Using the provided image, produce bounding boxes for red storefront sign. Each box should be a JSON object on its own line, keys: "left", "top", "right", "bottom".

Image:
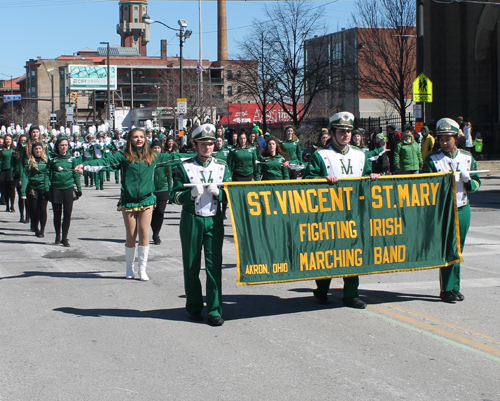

{"left": 220, "top": 103, "right": 304, "bottom": 126}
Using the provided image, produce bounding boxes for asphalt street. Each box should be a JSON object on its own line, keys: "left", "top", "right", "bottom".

{"left": 1, "top": 168, "right": 499, "bottom": 401}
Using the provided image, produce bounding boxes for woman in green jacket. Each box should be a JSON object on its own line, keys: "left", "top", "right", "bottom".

{"left": 394, "top": 131, "right": 423, "bottom": 174}
{"left": 76, "top": 128, "right": 174, "bottom": 281}
{"left": 48, "top": 136, "right": 82, "bottom": 247}
{"left": 0, "top": 134, "right": 16, "bottom": 212}
{"left": 150, "top": 140, "right": 174, "bottom": 245}
{"left": 13, "top": 134, "right": 29, "bottom": 223}
{"left": 280, "top": 125, "right": 303, "bottom": 179}
{"left": 227, "top": 130, "right": 258, "bottom": 181}
{"left": 257, "top": 137, "right": 289, "bottom": 181}
{"left": 24, "top": 142, "right": 50, "bottom": 238}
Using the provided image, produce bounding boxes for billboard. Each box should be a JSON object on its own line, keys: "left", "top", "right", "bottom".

{"left": 69, "top": 65, "right": 117, "bottom": 90}
{"left": 220, "top": 103, "right": 304, "bottom": 126}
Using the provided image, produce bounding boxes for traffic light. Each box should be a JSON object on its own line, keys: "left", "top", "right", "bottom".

{"left": 70, "top": 92, "right": 78, "bottom": 104}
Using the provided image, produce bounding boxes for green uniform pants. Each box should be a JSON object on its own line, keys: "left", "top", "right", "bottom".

{"left": 84, "top": 171, "right": 95, "bottom": 186}
{"left": 314, "top": 276, "right": 360, "bottom": 305}
{"left": 440, "top": 203, "right": 470, "bottom": 292}
{"left": 180, "top": 210, "right": 224, "bottom": 318}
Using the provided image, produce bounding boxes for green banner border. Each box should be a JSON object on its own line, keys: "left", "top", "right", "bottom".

{"left": 225, "top": 172, "right": 462, "bottom": 286}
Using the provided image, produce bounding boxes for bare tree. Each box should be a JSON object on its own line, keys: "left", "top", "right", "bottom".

{"left": 0, "top": 101, "right": 38, "bottom": 127}
{"left": 158, "top": 69, "right": 226, "bottom": 127}
{"left": 234, "top": 31, "right": 275, "bottom": 134}
{"left": 353, "top": 0, "right": 416, "bottom": 127}
{"left": 235, "top": 0, "right": 331, "bottom": 129}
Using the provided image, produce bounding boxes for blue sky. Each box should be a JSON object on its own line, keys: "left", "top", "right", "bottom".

{"left": 0, "top": 0, "right": 355, "bottom": 79}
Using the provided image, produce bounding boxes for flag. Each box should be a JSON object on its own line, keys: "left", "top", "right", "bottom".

{"left": 196, "top": 63, "right": 207, "bottom": 74}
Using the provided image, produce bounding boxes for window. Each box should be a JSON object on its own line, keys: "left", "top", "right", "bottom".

{"left": 134, "top": 18, "right": 138, "bottom": 23}
{"left": 227, "top": 86, "right": 233, "bottom": 96}
{"left": 227, "top": 70, "right": 233, "bottom": 79}
{"left": 237, "top": 86, "right": 241, "bottom": 94}
{"left": 237, "top": 70, "right": 241, "bottom": 78}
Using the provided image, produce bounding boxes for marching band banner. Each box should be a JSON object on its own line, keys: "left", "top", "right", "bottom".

{"left": 225, "top": 173, "right": 461, "bottom": 285}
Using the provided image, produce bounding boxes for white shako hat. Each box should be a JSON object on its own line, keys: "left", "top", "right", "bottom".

{"left": 192, "top": 123, "right": 216, "bottom": 142}
{"left": 435, "top": 118, "right": 460, "bottom": 135}
{"left": 329, "top": 111, "right": 355, "bottom": 129}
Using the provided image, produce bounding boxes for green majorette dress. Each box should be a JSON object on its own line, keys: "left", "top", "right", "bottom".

{"left": 280, "top": 139, "right": 303, "bottom": 166}
{"left": 423, "top": 148, "right": 480, "bottom": 294}
{"left": 256, "top": 154, "right": 289, "bottom": 181}
{"left": 227, "top": 146, "right": 258, "bottom": 180}
{"left": 304, "top": 142, "right": 372, "bottom": 306}
{"left": 170, "top": 155, "right": 232, "bottom": 319}
{"left": 81, "top": 149, "right": 174, "bottom": 211}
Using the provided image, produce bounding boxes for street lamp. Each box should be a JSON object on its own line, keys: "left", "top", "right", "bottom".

{"left": 46, "top": 69, "right": 56, "bottom": 121}
{"left": 100, "top": 41, "right": 111, "bottom": 122}
{"left": 144, "top": 17, "right": 192, "bottom": 99}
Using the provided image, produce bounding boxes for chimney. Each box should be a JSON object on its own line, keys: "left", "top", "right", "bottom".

{"left": 161, "top": 40, "right": 167, "bottom": 60}
{"left": 217, "top": 0, "right": 228, "bottom": 61}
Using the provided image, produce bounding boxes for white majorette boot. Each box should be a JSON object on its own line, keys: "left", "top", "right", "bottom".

{"left": 138, "top": 245, "right": 150, "bottom": 281}
{"left": 125, "top": 245, "right": 136, "bottom": 279}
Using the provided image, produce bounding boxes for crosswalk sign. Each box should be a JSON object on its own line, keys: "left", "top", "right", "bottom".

{"left": 413, "top": 73, "right": 433, "bottom": 103}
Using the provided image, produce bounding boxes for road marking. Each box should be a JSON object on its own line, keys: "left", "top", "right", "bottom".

{"left": 364, "top": 307, "right": 500, "bottom": 364}
{"left": 384, "top": 303, "right": 500, "bottom": 346}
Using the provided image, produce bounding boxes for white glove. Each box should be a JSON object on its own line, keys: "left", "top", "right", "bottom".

{"left": 208, "top": 183, "right": 219, "bottom": 197}
{"left": 460, "top": 170, "right": 470, "bottom": 183}
{"left": 191, "top": 184, "right": 204, "bottom": 197}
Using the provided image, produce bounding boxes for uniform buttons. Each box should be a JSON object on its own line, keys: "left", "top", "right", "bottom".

{"left": 196, "top": 202, "right": 199, "bottom": 205}
{"left": 324, "top": 157, "right": 327, "bottom": 160}
{"left": 327, "top": 166, "right": 330, "bottom": 168}
{"left": 190, "top": 177, "right": 194, "bottom": 179}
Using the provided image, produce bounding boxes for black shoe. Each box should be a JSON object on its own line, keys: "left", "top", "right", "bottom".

{"left": 35, "top": 231, "right": 40, "bottom": 237}
{"left": 452, "top": 290, "right": 465, "bottom": 301}
{"left": 346, "top": 298, "right": 367, "bottom": 309}
{"left": 188, "top": 312, "right": 203, "bottom": 322}
{"left": 10, "top": 207, "right": 15, "bottom": 213}
{"left": 153, "top": 236, "right": 161, "bottom": 245}
{"left": 85, "top": 184, "right": 89, "bottom": 187}
{"left": 440, "top": 291, "right": 459, "bottom": 303}
{"left": 314, "top": 294, "right": 330, "bottom": 305}
{"left": 38, "top": 232, "right": 44, "bottom": 238}
{"left": 61, "top": 239, "right": 70, "bottom": 247}
{"left": 19, "top": 216, "right": 24, "bottom": 223}
{"left": 55, "top": 236, "right": 61, "bottom": 244}
{"left": 207, "top": 316, "right": 224, "bottom": 326}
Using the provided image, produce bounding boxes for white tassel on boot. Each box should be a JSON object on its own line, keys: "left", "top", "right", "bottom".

{"left": 138, "top": 245, "right": 150, "bottom": 281}
{"left": 125, "top": 245, "right": 136, "bottom": 279}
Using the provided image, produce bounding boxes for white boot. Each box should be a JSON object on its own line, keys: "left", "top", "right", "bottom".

{"left": 125, "top": 245, "right": 136, "bottom": 279}
{"left": 138, "top": 245, "right": 150, "bottom": 281}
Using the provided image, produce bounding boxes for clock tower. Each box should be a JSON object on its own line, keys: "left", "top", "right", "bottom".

{"left": 117, "top": 0, "right": 150, "bottom": 56}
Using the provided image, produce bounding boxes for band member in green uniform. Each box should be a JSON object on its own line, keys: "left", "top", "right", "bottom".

{"left": 24, "top": 142, "right": 50, "bottom": 237}
{"left": 281, "top": 125, "right": 303, "bottom": 179}
{"left": 150, "top": 140, "right": 174, "bottom": 245}
{"left": 0, "top": 134, "right": 16, "bottom": 212}
{"left": 48, "top": 136, "right": 82, "bottom": 247}
{"left": 304, "top": 111, "right": 380, "bottom": 309}
{"left": 422, "top": 118, "right": 481, "bottom": 303}
{"left": 13, "top": 134, "right": 29, "bottom": 223}
{"left": 227, "top": 130, "right": 258, "bottom": 181}
{"left": 171, "top": 124, "right": 232, "bottom": 326}
{"left": 76, "top": 128, "right": 174, "bottom": 280}
{"left": 257, "top": 137, "right": 289, "bottom": 181}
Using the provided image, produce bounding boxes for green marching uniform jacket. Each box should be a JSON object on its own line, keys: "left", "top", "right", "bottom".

{"left": 47, "top": 152, "right": 82, "bottom": 191}
{"left": 82, "top": 150, "right": 174, "bottom": 209}
{"left": 22, "top": 157, "right": 50, "bottom": 195}
{"left": 171, "top": 155, "right": 232, "bottom": 215}
{"left": 281, "top": 139, "right": 303, "bottom": 165}
{"left": 305, "top": 143, "right": 372, "bottom": 178}
{"left": 227, "top": 147, "right": 258, "bottom": 177}
{"left": 422, "top": 148, "right": 480, "bottom": 207}
{"left": 0, "top": 148, "right": 15, "bottom": 180}
{"left": 256, "top": 154, "right": 290, "bottom": 181}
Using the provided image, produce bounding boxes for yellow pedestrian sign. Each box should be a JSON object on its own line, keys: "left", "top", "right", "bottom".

{"left": 413, "top": 73, "right": 433, "bottom": 103}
